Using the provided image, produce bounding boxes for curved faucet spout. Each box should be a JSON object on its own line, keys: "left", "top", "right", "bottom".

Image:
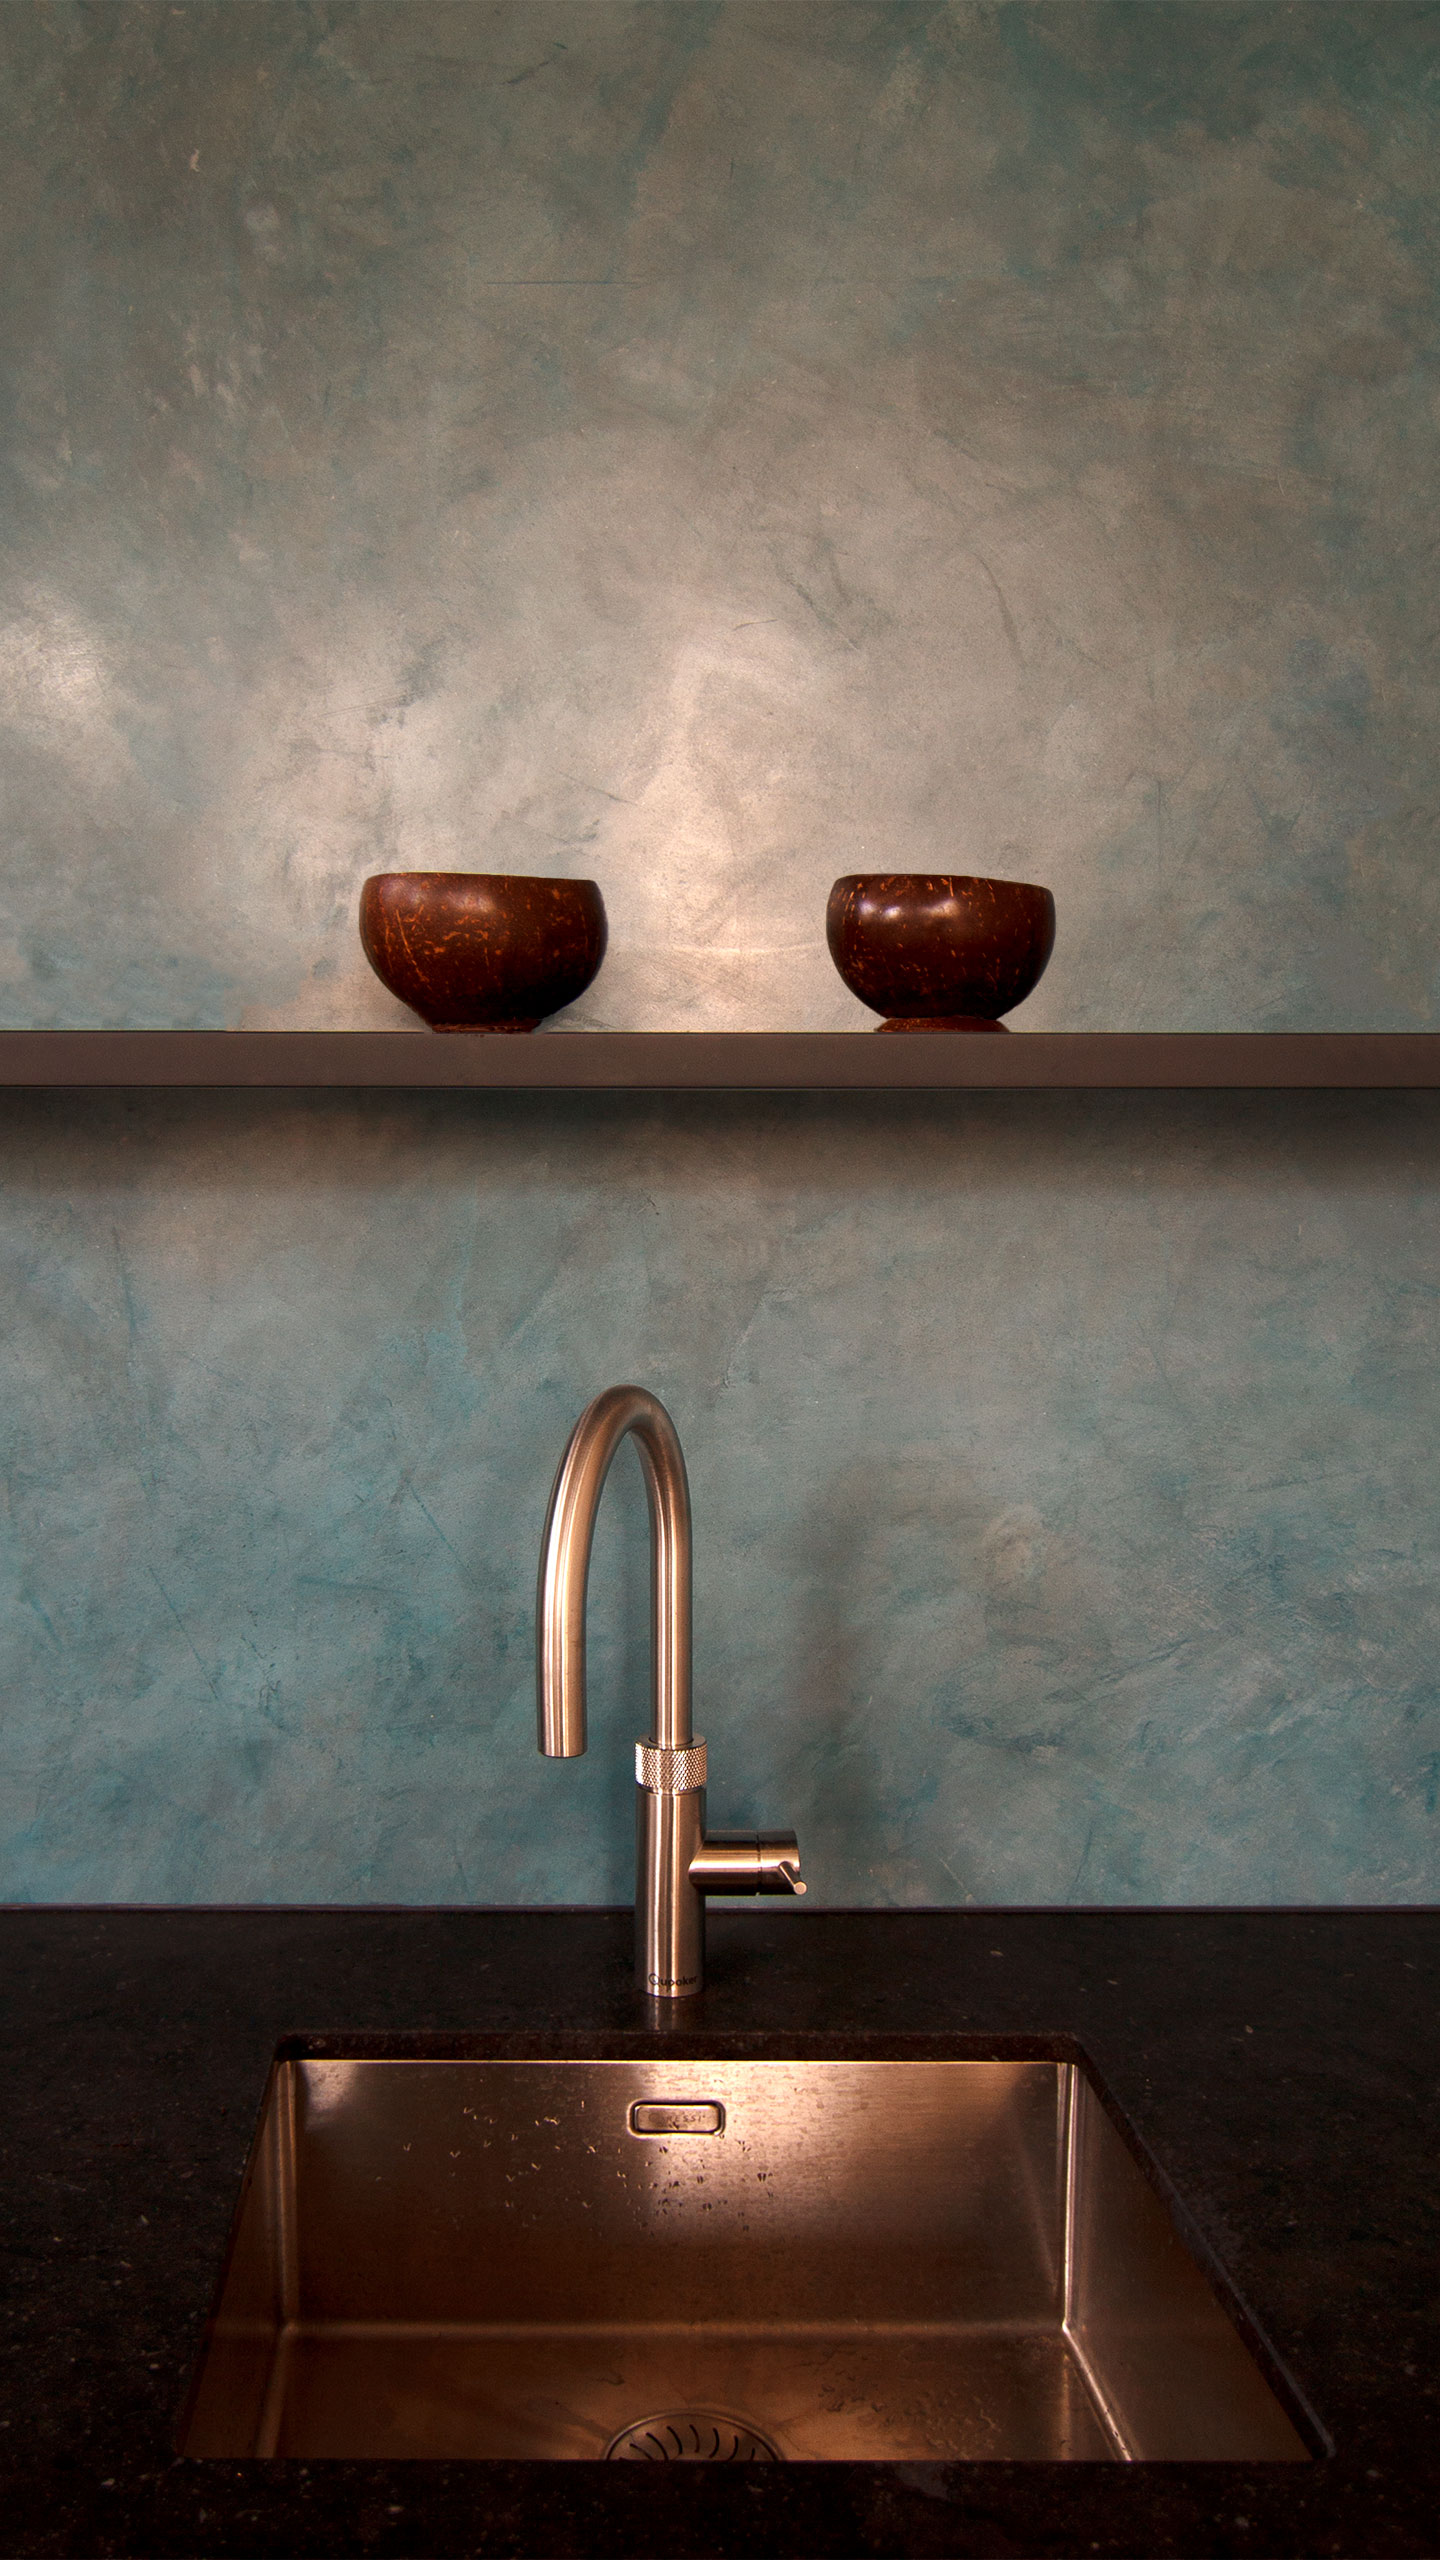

{"left": 536, "top": 1384, "right": 692, "bottom": 1758}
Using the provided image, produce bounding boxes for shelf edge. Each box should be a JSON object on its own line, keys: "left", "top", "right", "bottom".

{"left": 1, "top": 1030, "right": 1439, "bottom": 1090}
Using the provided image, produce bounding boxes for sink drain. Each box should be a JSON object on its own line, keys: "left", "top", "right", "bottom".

{"left": 605, "top": 2410, "right": 783, "bottom": 2463}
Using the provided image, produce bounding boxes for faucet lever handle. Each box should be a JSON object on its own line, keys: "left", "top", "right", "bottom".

{"left": 690, "top": 1830, "right": 806, "bottom": 1897}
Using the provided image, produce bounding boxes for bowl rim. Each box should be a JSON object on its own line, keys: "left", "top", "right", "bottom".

{"left": 361, "top": 871, "right": 604, "bottom": 895}
{"left": 828, "top": 872, "right": 1053, "bottom": 901}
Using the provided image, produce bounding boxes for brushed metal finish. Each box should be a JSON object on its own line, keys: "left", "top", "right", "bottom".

{"left": 181, "top": 2056, "right": 1311, "bottom": 2464}
{"left": 636, "top": 1781, "right": 706, "bottom": 1998}
{"left": 605, "top": 2410, "right": 782, "bottom": 2461}
{"left": 629, "top": 2101, "right": 725, "bottom": 2136}
{"left": 537, "top": 1388, "right": 803, "bottom": 1996}
{"left": 635, "top": 1740, "right": 708, "bottom": 1792}
{"left": 537, "top": 1384, "right": 692, "bottom": 1759}
{"left": 689, "top": 1830, "right": 807, "bottom": 1895}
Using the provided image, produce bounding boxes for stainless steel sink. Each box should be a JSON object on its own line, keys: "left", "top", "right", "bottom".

{"left": 181, "top": 2052, "right": 1311, "bottom": 2463}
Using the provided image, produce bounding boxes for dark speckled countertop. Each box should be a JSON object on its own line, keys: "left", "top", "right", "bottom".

{"left": 1, "top": 1905, "right": 1436, "bottom": 2557}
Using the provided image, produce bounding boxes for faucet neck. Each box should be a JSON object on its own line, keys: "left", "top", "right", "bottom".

{"left": 536, "top": 1385, "right": 692, "bottom": 1757}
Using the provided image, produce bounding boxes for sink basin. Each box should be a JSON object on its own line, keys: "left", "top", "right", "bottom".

{"left": 181, "top": 2048, "right": 1312, "bottom": 2463}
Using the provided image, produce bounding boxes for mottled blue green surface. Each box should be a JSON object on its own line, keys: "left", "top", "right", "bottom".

{"left": 2, "top": 1092, "right": 1437, "bottom": 1904}
{"left": 3, "top": 1, "right": 1439, "bottom": 1030}
{"left": 1, "top": 5, "right": 1438, "bottom": 1902}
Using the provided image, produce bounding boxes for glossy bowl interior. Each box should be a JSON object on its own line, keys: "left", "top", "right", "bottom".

{"left": 359, "top": 873, "right": 606, "bottom": 1031}
{"left": 827, "top": 874, "right": 1055, "bottom": 1028}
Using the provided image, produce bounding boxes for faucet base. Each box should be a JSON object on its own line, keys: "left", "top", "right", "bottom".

{"left": 635, "top": 1779, "right": 706, "bottom": 1998}
{"left": 634, "top": 1762, "right": 808, "bottom": 1997}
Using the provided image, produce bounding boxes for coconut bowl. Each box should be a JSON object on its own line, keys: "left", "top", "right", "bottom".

{"left": 359, "top": 873, "right": 607, "bottom": 1031}
{"left": 826, "top": 873, "right": 1055, "bottom": 1030}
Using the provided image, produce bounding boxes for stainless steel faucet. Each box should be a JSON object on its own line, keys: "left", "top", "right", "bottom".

{"left": 537, "top": 1385, "right": 805, "bottom": 1998}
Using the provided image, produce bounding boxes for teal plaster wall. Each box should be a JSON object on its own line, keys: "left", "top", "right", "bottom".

{"left": 1, "top": 5, "right": 1437, "bottom": 1903}
{"left": 3, "top": 1090, "right": 1439, "bottom": 1905}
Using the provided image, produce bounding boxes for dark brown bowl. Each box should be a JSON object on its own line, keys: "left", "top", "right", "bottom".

{"left": 826, "top": 874, "right": 1055, "bottom": 1030}
{"left": 359, "top": 873, "right": 607, "bottom": 1031}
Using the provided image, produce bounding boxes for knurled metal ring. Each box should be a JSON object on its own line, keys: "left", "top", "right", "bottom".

{"left": 635, "top": 1739, "right": 708, "bottom": 1793}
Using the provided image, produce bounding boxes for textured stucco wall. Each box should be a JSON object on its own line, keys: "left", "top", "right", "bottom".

{"left": 2, "top": 1090, "right": 1434, "bottom": 1914}
{"left": 3, "top": 1091, "right": 1439, "bottom": 1906}
{"left": 4, "top": 0, "right": 1439, "bottom": 1031}
{"left": 2, "top": 4, "right": 1438, "bottom": 1903}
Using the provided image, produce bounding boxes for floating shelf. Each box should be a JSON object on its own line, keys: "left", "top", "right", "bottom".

{"left": 0, "top": 1030, "right": 1438, "bottom": 1089}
